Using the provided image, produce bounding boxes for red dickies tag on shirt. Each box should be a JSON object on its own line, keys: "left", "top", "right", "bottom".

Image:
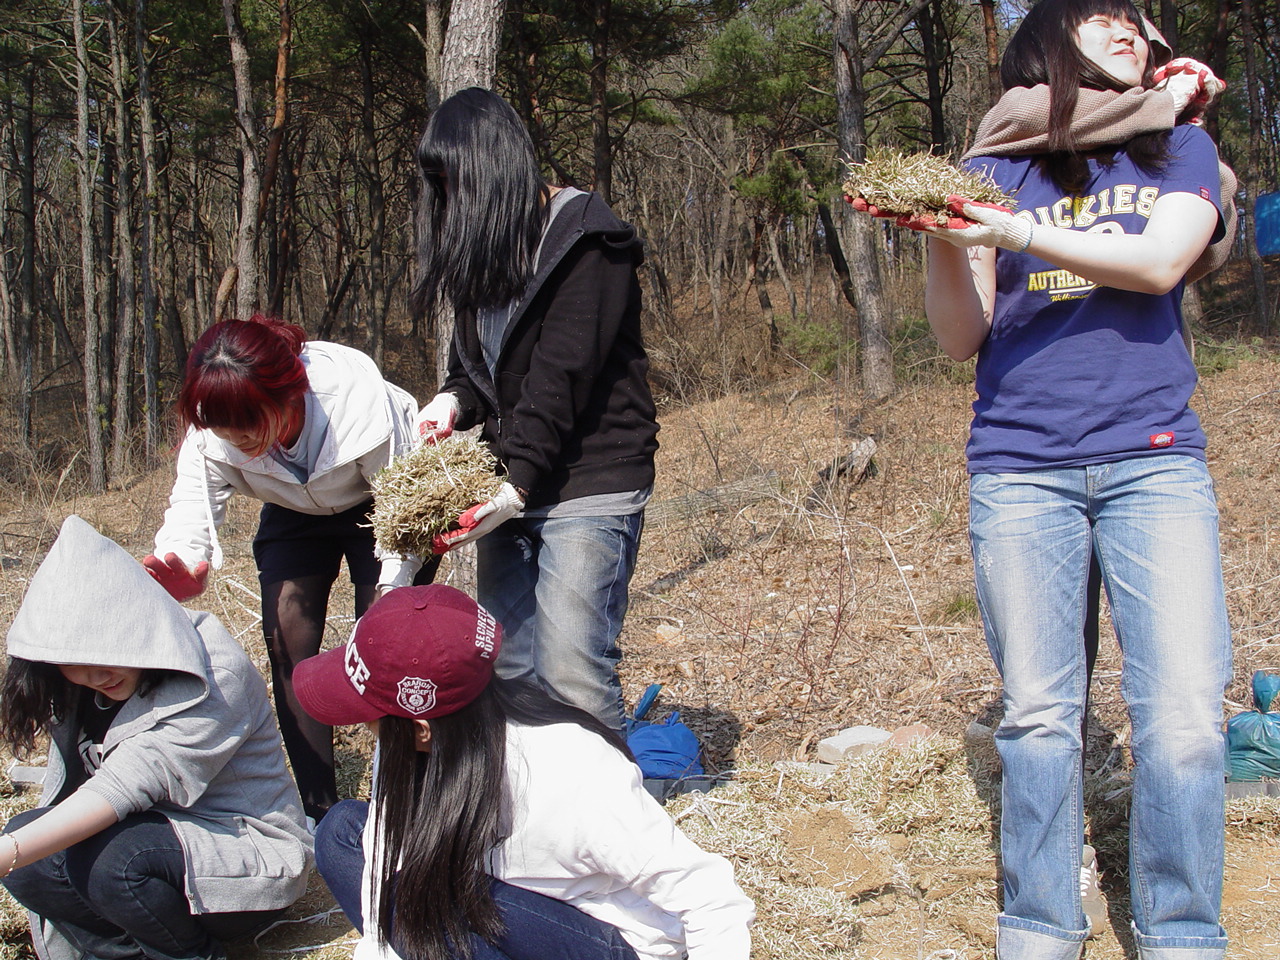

{"left": 1150, "top": 431, "right": 1175, "bottom": 448}
{"left": 1200, "top": 187, "right": 1211, "bottom": 200}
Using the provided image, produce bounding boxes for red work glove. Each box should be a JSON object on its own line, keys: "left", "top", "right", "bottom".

{"left": 920, "top": 195, "right": 1031, "bottom": 252}
{"left": 847, "top": 194, "right": 973, "bottom": 231}
{"left": 431, "top": 482, "right": 525, "bottom": 554}
{"left": 1153, "top": 58, "right": 1225, "bottom": 124}
{"left": 142, "top": 553, "right": 210, "bottom": 602}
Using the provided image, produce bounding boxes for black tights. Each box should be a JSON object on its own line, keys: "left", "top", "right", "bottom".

{"left": 261, "top": 574, "right": 376, "bottom": 822}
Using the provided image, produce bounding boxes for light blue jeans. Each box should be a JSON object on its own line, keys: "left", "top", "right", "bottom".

{"left": 477, "top": 513, "right": 642, "bottom": 732}
{"left": 969, "top": 455, "right": 1230, "bottom": 960}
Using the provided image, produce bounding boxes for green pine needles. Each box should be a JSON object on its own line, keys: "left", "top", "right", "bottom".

{"left": 371, "top": 436, "right": 505, "bottom": 556}
{"left": 842, "top": 149, "right": 1016, "bottom": 224}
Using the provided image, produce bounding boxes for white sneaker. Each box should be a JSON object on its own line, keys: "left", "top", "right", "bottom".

{"left": 1080, "top": 844, "right": 1105, "bottom": 937}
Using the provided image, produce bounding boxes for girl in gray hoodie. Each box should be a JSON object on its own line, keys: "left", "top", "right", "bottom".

{"left": 0, "top": 516, "right": 313, "bottom": 960}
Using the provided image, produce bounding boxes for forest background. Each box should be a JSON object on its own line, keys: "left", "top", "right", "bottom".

{"left": 4, "top": 0, "right": 1280, "bottom": 958}
{"left": 0, "top": 0, "right": 1274, "bottom": 487}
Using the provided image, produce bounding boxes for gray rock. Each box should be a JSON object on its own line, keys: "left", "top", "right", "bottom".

{"left": 816, "top": 725, "right": 891, "bottom": 763}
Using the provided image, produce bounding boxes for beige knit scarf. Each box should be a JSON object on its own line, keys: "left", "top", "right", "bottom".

{"left": 962, "top": 85, "right": 1236, "bottom": 283}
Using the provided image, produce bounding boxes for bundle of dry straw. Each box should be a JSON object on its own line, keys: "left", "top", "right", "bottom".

{"left": 371, "top": 436, "right": 505, "bottom": 556}
{"left": 842, "top": 149, "right": 1015, "bottom": 225}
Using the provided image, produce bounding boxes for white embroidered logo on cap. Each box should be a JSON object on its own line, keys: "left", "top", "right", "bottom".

{"left": 475, "top": 608, "right": 497, "bottom": 659}
{"left": 345, "top": 637, "right": 371, "bottom": 695}
{"left": 397, "top": 677, "right": 437, "bottom": 716}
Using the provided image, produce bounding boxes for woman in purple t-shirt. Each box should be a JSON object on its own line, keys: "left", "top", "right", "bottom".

{"left": 856, "top": 1, "right": 1232, "bottom": 958}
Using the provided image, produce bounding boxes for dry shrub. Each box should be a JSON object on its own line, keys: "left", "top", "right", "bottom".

{"left": 371, "top": 437, "right": 504, "bottom": 557}
{"left": 842, "top": 150, "right": 1015, "bottom": 224}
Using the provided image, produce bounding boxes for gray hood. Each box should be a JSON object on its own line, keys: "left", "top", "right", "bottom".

{"left": 7, "top": 515, "right": 206, "bottom": 680}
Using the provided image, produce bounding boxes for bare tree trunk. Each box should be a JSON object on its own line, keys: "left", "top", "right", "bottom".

{"left": 133, "top": 0, "right": 163, "bottom": 462}
{"left": 1241, "top": 0, "right": 1269, "bottom": 330}
{"left": 589, "top": 0, "right": 612, "bottom": 202}
{"left": 359, "top": 33, "right": 386, "bottom": 365}
{"left": 833, "top": 0, "right": 923, "bottom": 399}
{"left": 917, "top": 0, "right": 947, "bottom": 150}
{"left": 439, "top": 0, "right": 506, "bottom": 96}
{"left": 978, "top": 0, "right": 1001, "bottom": 109}
{"left": 766, "top": 221, "right": 797, "bottom": 321}
{"left": 74, "top": 0, "right": 106, "bottom": 490}
{"left": 423, "top": 0, "right": 444, "bottom": 111}
{"left": 260, "top": 0, "right": 292, "bottom": 319}
{"left": 1158, "top": 0, "right": 1179, "bottom": 53}
{"left": 15, "top": 66, "right": 36, "bottom": 448}
{"left": 108, "top": 11, "right": 136, "bottom": 485}
{"left": 223, "top": 0, "right": 261, "bottom": 320}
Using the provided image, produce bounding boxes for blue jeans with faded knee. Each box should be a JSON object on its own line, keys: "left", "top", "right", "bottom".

{"left": 969, "top": 456, "right": 1230, "bottom": 960}
{"left": 1, "top": 808, "right": 282, "bottom": 960}
{"left": 477, "top": 513, "right": 642, "bottom": 732}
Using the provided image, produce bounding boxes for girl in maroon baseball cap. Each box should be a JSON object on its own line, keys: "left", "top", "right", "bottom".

{"left": 294, "top": 584, "right": 753, "bottom": 960}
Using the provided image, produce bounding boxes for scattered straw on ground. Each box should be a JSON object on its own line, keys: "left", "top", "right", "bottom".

{"left": 842, "top": 150, "right": 1015, "bottom": 224}
{"left": 370, "top": 436, "right": 503, "bottom": 556}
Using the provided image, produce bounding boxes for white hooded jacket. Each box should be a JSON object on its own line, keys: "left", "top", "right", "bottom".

{"left": 153, "top": 341, "right": 419, "bottom": 584}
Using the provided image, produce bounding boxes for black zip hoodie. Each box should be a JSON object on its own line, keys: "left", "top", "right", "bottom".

{"left": 443, "top": 191, "right": 659, "bottom": 508}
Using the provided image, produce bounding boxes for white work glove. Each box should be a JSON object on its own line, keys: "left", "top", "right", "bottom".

{"left": 1153, "top": 58, "right": 1225, "bottom": 123}
{"left": 923, "top": 196, "right": 1034, "bottom": 252}
{"left": 415, "top": 392, "right": 461, "bottom": 444}
{"left": 375, "top": 554, "right": 424, "bottom": 597}
{"left": 431, "top": 482, "right": 526, "bottom": 554}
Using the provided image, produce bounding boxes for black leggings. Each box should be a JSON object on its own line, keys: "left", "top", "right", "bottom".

{"left": 262, "top": 573, "right": 376, "bottom": 821}
{"left": 1, "top": 808, "right": 282, "bottom": 960}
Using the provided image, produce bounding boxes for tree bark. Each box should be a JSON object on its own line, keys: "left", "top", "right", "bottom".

{"left": 833, "top": 0, "right": 927, "bottom": 399}
{"left": 1241, "top": 0, "right": 1269, "bottom": 330}
{"left": 134, "top": 0, "right": 163, "bottom": 462}
{"left": 108, "top": 11, "right": 136, "bottom": 485}
{"left": 589, "top": 0, "right": 612, "bottom": 202}
{"left": 978, "top": 0, "right": 1001, "bottom": 109}
{"left": 223, "top": 0, "right": 262, "bottom": 319}
{"left": 73, "top": 0, "right": 106, "bottom": 490}
{"left": 423, "top": 0, "right": 444, "bottom": 111}
{"left": 439, "top": 0, "right": 506, "bottom": 96}
{"left": 359, "top": 33, "right": 387, "bottom": 365}
{"left": 15, "top": 65, "right": 36, "bottom": 448}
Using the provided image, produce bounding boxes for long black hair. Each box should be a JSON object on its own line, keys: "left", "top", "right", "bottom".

{"left": 410, "top": 88, "right": 549, "bottom": 317}
{"left": 0, "top": 657, "right": 165, "bottom": 757}
{"left": 371, "top": 677, "right": 630, "bottom": 960}
{"left": 1, "top": 657, "right": 73, "bottom": 757}
{"left": 1000, "top": 0, "right": 1170, "bottom": 193}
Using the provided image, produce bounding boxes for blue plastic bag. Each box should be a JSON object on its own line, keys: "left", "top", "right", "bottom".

{"left": 1226, "top": 671, "right": 1280, "bottom": 781}
{"left": 625, "top": 683, "right": 704, "bottom": 781}
{"left": 628, "top": 712, "right": 705, "bottom": 780}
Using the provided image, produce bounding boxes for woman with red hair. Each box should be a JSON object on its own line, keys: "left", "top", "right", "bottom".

{"left": 144, "top": 315, "right": 424, "bottom": 821}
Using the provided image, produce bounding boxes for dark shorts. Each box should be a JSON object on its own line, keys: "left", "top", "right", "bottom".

{"left": 253, "top": 500, "right": 380, "bottom": 587}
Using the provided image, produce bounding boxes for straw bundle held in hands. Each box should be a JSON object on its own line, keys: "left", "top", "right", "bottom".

{"left": 371, "top": 436, "right": 505, "bottom": 556}
{"left": 842, "top": 149, "right": 1016, "bottom": 225}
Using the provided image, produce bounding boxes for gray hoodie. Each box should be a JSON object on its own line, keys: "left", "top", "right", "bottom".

{"left": 5, "top": 516, "right": 312, "bottom": 956}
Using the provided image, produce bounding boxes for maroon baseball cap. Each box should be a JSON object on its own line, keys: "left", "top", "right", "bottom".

{"left": 294, "top": 585, "right": 502, "bottom": 725}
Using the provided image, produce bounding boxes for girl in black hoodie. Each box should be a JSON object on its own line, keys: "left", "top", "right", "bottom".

{"left": 410, "top": 88, "right": 659, "bottom": 733}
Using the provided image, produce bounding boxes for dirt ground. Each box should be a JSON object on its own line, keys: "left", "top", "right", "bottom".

{"left": 3, "top": 349, "right": 1280, "bottom": 958}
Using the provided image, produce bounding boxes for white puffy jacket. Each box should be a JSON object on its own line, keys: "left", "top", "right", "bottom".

{"left": 153, "top": 341, "right": 420, "bottom": 585}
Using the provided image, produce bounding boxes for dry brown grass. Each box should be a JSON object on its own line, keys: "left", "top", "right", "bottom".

{"left": 371, "top": 435, "right": 505, "bottom": 555}
{"left": 842, "top": 150, "right": 1016, "bottom": 224}
{"left": 3, "top": 348, "right": 1280, "bottom": 958}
